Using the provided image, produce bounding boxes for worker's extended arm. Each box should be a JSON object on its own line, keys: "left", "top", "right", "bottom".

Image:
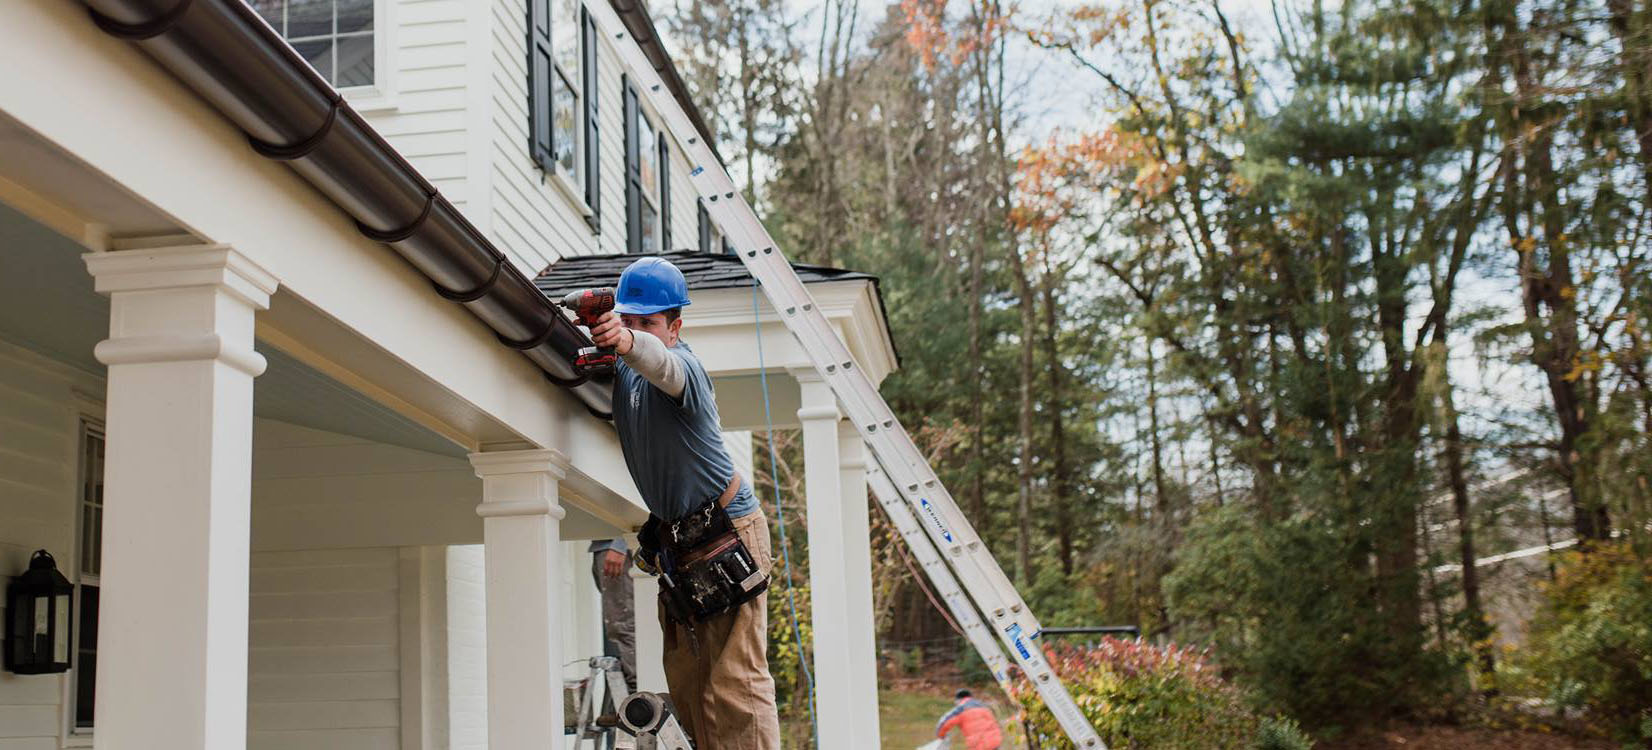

{"left": 619, "top": 329, "right": 686, "bottom": 398}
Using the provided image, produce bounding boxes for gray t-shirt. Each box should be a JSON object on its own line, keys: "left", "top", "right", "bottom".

{"left": 612, "top": 340, "right": 757, "bottom": 521}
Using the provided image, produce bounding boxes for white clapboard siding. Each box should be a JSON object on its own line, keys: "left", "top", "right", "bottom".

{"left": 486, "top": 0, "right": 713, "bottom": 278}
{"left": 353, "top": 0, "right": 724, "bottom": 279}
{"left": 444, "top": 546, "right": 488, "bottom": 750}
{"left": 248, "top": 548, "right": 402, "bottom": 750}
{"left": 0, "top": 340, "right": 98, "bottom": 749}
{"left": 488, "top": 0, "right": 597, "bottom": 275}
{"left": 357, "top": 0, "right": 473, "bottom": 211}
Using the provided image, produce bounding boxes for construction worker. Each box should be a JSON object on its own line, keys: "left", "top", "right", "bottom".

{"left": 589, "top": 538, "right": 637, "bottom": 691}
{"left": 588, "top": 257, "right": 780, "bottom": 750}
{"left": 936, "top": 689, "right": 1003, "bottom": 750}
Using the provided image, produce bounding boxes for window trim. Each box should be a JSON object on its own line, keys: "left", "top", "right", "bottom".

{"left": 257, "top": 0, "right": 397, "bottom": 111}
{"left": 60, "top": 401, "right": 104, "bottom": 748}
{"left": 339, "top": 0, "right": 397, "bottom": 112}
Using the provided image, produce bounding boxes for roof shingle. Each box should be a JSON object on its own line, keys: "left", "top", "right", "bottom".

{"left": 533, "top": 251, "right": 879, "bottom": 300}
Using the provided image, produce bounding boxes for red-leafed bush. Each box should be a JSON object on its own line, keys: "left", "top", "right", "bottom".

{"left": 1010, "top": 638, "right": 1311, "bottom": 750}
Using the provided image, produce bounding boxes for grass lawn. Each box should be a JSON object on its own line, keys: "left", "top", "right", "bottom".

{"left": 880, "top": 689, "right": 956, "bottom": 749}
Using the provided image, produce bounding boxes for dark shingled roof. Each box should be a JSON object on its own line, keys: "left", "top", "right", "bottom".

{"left": 533, "top": 251, "right": 879, "bottom": 300}
{"left": 535, "top": 251, "right": 898, "bottom": 364}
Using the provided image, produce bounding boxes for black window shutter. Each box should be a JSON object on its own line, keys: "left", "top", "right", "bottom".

{"left": 623, "top": 76, "right": 642, "bottom": 254}
{"left": 697, "top": 200, "right": 711, "bottom": 254}
{"left": 659, "top": 140, "right": 672, "bottom": 251}
{"left": 581, "top": 10, "right": 600, "bottom": 233}
{"left": 527, "top": 0, "right": 554, "bottom": 172}
{"left": 723, "top": 236, "right": 734, "bottom": 256}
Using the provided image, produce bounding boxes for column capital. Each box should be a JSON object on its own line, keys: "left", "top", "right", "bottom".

{"left": 788, "top": 366, "right": 825, "bottom": 384}
{"left": 792, "top": 367, "right": 840, "bottom": 421}
{"left": 468, "top": 448, "right": 570, "bottom": 479}
{"left": 470, "top": 449, "right": 569, "bottom": 519}
{"left": 83, "top": 245, "right": 279, "bottom": 310}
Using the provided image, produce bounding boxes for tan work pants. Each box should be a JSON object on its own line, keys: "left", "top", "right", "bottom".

{"left": 660, "top": 510, "right": 782, "bottom": 750}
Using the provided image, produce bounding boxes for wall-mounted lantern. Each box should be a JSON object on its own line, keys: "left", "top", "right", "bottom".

{"left": 5, "top": 550, "right": 73, "bottom": 675}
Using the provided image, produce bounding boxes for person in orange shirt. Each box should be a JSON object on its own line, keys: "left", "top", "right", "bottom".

{"left": 935, "top": 689, "right": 1003, "bottom": 750}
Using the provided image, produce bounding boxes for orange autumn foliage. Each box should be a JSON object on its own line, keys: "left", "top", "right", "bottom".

{"left": 1011, "top": 129, "right": 1172, "bottom": 235}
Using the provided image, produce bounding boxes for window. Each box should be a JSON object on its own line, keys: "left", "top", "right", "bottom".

{"left": 550, "top": 0, "right": 580, "bottom": 181}
{"left": 252, "top": 0, "right": 377, "bottom": 89}
{"left": 70, "top": 420, "right": 104, "bottom": 737}
{"left": 639, "top": 112, "right": 660, "bottom": 253}
{"left": 626, "top": 78, "right": 672, "bottom": 254}
{"left": 698, "top": 199, "right": 728, "bottom": 255}
{"left": 530, "top": 0, "right": 600, "bottom": 227}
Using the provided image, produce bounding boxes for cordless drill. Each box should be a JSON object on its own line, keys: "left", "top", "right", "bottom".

{"left": 559, "top": 288, "right": 618, "bottom": 376}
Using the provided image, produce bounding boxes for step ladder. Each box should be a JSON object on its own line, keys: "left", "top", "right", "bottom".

{"left": 590, "top": 6, "right": 1106, "bottom": 747}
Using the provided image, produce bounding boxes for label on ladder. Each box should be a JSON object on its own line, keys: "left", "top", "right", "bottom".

{"left": 585, "top": 5, "right": 1107, "bottom": 746}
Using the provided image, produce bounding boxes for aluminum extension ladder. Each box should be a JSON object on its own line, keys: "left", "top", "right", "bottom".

{"left": 588, "top": 5, "right": 1106, "bottom": 747}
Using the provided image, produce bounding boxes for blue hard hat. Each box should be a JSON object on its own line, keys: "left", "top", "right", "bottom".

{"left": 613, "top": 257, "right": 692, "bottom": 315}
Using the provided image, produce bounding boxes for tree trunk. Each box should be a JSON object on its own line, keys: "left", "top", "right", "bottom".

{"left": 1040, "top": 259, "right": 1075, "bottom": 575}
{"left": 1009, "top": 241, "right": 1037, "bottom": 585}
{"left": 1437, "top": 348, "right": 1496, "bottom": 678}
{"left": 1490, "top": 1, "right": 1611, "bottom": 542}
{"left": 1146, "top": 339, "right": 1170, "bottom": 520}
{"left": 967, "top": 235, "right": 986, "bottom": 520}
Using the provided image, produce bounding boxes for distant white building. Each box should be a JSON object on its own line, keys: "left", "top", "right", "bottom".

{"left": 0, "top": 1, "right": 894, "bottom": 748}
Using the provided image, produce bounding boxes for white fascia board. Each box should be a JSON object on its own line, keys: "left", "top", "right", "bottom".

{"left": 0, "top": 0, "right": 642, "bottom": 517}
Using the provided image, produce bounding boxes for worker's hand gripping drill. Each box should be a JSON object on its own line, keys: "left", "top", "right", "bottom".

{"left": 559, "top": 288, "right": 621, "bottom": 376}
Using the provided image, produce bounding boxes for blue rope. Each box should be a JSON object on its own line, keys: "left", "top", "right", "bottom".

{"left": 752, "top": 280, "right": 819, "bottom": 746}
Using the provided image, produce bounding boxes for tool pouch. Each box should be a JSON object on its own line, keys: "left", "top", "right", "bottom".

{"left": 642, "top": 500, "right": 768, "bottom": 624}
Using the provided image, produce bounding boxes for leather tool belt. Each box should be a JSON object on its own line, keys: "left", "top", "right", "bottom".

{"left": 638, "top": 476, "right": 768, "bottom": 624}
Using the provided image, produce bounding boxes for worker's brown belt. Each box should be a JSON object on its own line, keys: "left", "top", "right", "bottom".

{"left": 640, "top": 473, "right": 767, "bottom": 625}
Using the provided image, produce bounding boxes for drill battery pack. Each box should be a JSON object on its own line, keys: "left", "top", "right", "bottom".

{"left": 640, "top": 500, "right": 768, "bottom": 624}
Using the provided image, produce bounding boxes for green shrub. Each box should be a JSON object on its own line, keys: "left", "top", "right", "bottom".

{"left": 1517, "top": 544, "right": 1652, "bottom": 744}
{"left": 1010, "top": 639, "right": 1313, "bottom": 749}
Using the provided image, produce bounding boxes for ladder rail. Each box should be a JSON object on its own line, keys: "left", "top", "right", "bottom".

{"left": 867, "top": 464, "right": 1015, "bottom": 694}
{"left": 586, "top": 5, "right": 1105, "bottom": 747}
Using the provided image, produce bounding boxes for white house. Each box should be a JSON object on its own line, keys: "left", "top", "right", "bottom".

{"left": 0, "top": 0, "right": 895, "bottom": 748}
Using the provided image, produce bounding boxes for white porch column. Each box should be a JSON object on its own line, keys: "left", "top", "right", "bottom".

{"left": 838, "top": 427, "right": 883, "bottom": 741}
{"left": 794, "top": 369, "right": 878, "bottom": 748}
{"left": 83, "top": 246, "right": 277, "bottom": 750}
{"left": 469, "top": 449, "right": 570, "bottom": 750}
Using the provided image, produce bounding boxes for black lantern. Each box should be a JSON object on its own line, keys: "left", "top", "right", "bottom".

{"left": 5, "top": 550, "right": 73, "bottom": 675}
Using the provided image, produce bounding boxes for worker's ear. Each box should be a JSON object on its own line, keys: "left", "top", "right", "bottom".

{"left": 667, "top": 317, "right": 683, "bottom": 337}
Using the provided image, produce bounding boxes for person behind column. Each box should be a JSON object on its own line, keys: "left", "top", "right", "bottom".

{"left": 589, "top": 538, "right": 637, "bottom": 691}
{"left": 588, "top": 257, "right": 780, "bottom": 750}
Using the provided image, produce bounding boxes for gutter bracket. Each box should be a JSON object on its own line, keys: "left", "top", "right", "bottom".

{"left": 248, "top": 94, "right": 344, "bottom": 161}
{"left": 358, "top": 191, "right": 438, "bottom": 244}
{"left": 88, "top": 0, "right": 192, "bottom": 40}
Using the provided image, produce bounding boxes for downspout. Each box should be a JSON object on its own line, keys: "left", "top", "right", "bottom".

{"left": 79, "top": 0, "right": 614, "bottom": 418}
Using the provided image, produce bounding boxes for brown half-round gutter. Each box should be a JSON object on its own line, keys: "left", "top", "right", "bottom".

{"left": 80, "top": 0, "right": 615, "bottom": 418}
